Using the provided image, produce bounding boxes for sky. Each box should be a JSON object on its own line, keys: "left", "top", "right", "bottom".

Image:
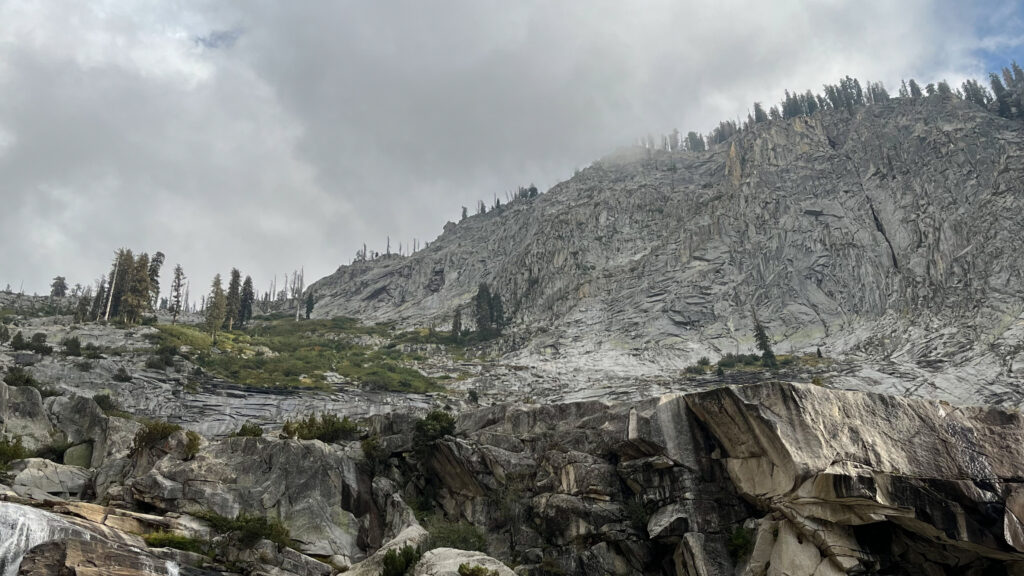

{"left": 0, "top": 0, "right": 1021, "bottom": 299}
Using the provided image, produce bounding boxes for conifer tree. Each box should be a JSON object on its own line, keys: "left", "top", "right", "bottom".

{"left": 753, "top": 102, "right": 768, "bottom": 123}
{"left": 451, "top": 307, "right": 462, "bottom": 341}
{"left": 0, "top": 324, "right": 9, "bottom": 346}
{"left": 147, "top": 251, "right": 165, "bottom": 308}
{"left": 239, "top": 276, "right": 255, "bottom": 327}
{"left": 205, "top": 274, "right": 227, "bottom": 344}
{"left": 105, "top": 249, "right": 134, "bottom": 321}
{"left": 474, "top": 283, "right": 493, "bottom": 336}
{"left": 75, "top": 295, "right": 91, "bottom": 323}
{"left": 224, "top": 268, "right": 242, "bottom": 330}
{"left": 305, "top": 291, "right": 315, "bottom": 320}
{"left": 90, "top": 279, "right": 106, "bottom": 321}
{"left": 170, "top": 265, "right": 186, "bottom": 324}
{"left": 752, "top": 311, "right": 777, "bottom": 369}
{"left": 908, "top": 79, "right": 923, "bottom": 99}
{"left": 50, "top": 276, "right": 68, "bottom": 298}
{"left": 491, "top": 291, "right": 506, "bottom": 333}
{"left": 120, "top": 252, "right": 151, "bottom": 324}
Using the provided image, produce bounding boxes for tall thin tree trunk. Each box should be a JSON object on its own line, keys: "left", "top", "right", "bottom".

{"left": 104, "top": 257, "right": 119, "bottom": 322}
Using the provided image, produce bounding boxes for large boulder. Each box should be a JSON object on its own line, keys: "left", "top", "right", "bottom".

{"left": 0, "top": 382, "right": 54, "bottom": 450}
{"left": 7, "top": 459, "right": 92, "bottom": 500}
{"left": 412, "top": 548, "right": 515, "bottom": 576}
{"left": 687, "top": 382, "right": 1024, "bottom": 573}
{"left": 128, "top": 435, "right": 376, "bottom": 558}
{"left": 45, "top": 395, "right": 140, "bottom": 468}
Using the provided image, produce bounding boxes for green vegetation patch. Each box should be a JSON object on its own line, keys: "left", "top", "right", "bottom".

{"left": 143, "top": 531, "right": 210, "bottom": 555}
{"left": 281, "top": 413, "right": 358, "bottom": 443}
{"left": 198, "top": 512, "right": 292, "bottom": 548}
{"left": 153, "top": 318, "right": 446, "bottom": 393}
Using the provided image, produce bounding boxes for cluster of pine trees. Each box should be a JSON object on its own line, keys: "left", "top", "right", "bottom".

{"left": 72, "top": 249, "right": 167, "bottom": 325}
{"left": 644, "top": 60, "right": 1024, "bottom": 153}
{"left": 203, "top": 268, "right": 257, "bottom": 343}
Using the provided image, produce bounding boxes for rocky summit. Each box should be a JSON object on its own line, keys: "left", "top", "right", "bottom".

{"left": 309, "top": 97, "right": 1024, "bottom": 407}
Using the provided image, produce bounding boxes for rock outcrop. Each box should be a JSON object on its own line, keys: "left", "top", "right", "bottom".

{"left": 308, "top": 98, "right": 1024, "bottom": 406}
{"left": 3, "top": 381, "right": 1024, "bottom": 575}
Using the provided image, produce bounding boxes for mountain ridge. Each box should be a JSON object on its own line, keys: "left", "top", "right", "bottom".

{"left": 309, "top": 96, "right": 1024, "bottom": 404}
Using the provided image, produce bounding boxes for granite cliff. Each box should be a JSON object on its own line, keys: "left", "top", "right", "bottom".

{"left": 309, "top": 97, "right": 1024, "bottom": 406}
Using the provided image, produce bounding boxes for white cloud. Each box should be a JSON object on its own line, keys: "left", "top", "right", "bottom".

{"left": 0, "top": 0, "right": 1006, "bottom": 296}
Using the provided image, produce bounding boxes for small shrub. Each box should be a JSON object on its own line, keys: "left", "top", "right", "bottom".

{"left": 281, "top": 413, "right": 358, "bottom": 443}
{"left": 467, "top": 389, "right": 479, "bottom": 403}
{"left": 199, "top": 512, "right": 292, "bottom": 548}
{"left": 184, "top": 430, "right": 201, "bottom": 460}
{"left": 143, "top": 531, "right": 210, "bottom": 555}
{"left": 423, "top": 515, "right": 487, "bottom": 552}
{"left": 10, "top": 331, "right": 28, "bottom": 351}
{"left": 74, "top": 360, "right": 94, "bottom": 372}
{"left": 0, "top": 324, "right": 9, "bottom": 345}
{"left": 381, "top": 545, "right": 421, "bottom": 576}
{"left": 29, "top": 333, "right": 52, "bottom": 355}
{"left": 4, "top": 367, "right": 37, "bottom": 388}
{"left": 716, "top": 365, "right": 725, "bottom": 376}
{"left": 62, "top": 336, "right": 82, "bottom": 357}
{"left": 133, "top": 420, "right": 182, "bottom": 452}
{"left": 83, "top": 343, "right": 104, "bottom": 360}
{"left": 113, "top": 367, "right": 132, "bottom": 382}
{"left": 459, "top": 564, "right": 499, "bottom": 576}
{"left": 361, "top": 435, "right": 390, "bottom": 475}
{"left": 0, "top": 435, "right": 29, "bottom": 470}
{"left": 727, "top": 525, "right": 755, "bottom": 561}
{"left": 697, "top": 356, "right": 710, "bottom": 367}
{"left": 233, "top": 421, "right": 264, "bottom": 437}
{"left": 683, "top": 364, "right": 705, "bottom": 375}
{"left": 413, "top": 410, "right": 456, "bottom": 454}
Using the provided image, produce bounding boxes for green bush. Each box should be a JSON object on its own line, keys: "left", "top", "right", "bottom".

{"left": 62, "top": 336, "right": 82, "bottom": 357}
{"left": 697, "top": 356, "right": 710, "bottom": 367}
{"left": 459, "top": 564, "right": 499, "bottom": 576}
{"left": 423, "top": 515, "right": 487, "bottom": 552}
{"left": 281, "top": 413, "right": 358, "bottom": 443}
{"left": 83, "top": 343, "right": 104, "bottom": 360}
{"left": 199, "top": 512, "right": 292, "bottom": 548}
{"left": 184, "top": 430, "right": 201, "bottom": 460}
{"left": 113, "top": 366, "right": 132, "bottom": 382}
{"left": 4, "top": 367, "right": 61, "bottom": 397}
{"left": 361, "top": 435, "right": 390, "bottom": 475}
{"left": 74, "top": 360, "right": 93, "bottom": 372}
{"left": 29, "top": 333, "right": 52, "bottom": 355}
{"left": 381, "top": 545, "right": 421, "bottom": 576}
{"left": 0, "top": 435, "right": 29, "bottom": 470}
{"left": 133, "top": 420, "right": 182, "bottom": 452}
{"left": 727, "top": 525, "right": 755, "bottom": 561}
{"left": 10, "top": 331, "right": 27, "bottom": 350}
{"left": 233, "top": 421, "right": 264, "bottom": 437}
{"left": 143, "top": 531, "right": 210, "bottom": 555}
{"left": 92, "top": 393, "right": 131, "bottom": 417}
{"left": 0, "top": 324, "right": 9, "bottom": 345}
{"left": 413, "top": 410, "right": 456, "bottom": 454}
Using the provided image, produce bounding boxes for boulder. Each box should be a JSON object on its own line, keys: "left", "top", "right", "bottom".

{"left": 412, "top": 548, "right": 515, "bottom": 576}
{"left": 8, "top": 459, "right": 92, "bottom": 500}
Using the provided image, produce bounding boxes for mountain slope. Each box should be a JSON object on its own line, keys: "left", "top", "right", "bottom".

{"left": 309, "top": 97, "right": 1024, "bottom": 404}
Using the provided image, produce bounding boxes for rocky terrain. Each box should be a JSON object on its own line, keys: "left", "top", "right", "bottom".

{"left": 309, "top": 97, "right": 1024, "bottom": 408}
{"left": 3, "top": 378, "right": 1024, "bottom": 575}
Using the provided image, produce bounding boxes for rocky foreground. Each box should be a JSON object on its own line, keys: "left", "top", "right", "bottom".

{"left": 2, "top": 378, "right": 1024, "bottom": 575}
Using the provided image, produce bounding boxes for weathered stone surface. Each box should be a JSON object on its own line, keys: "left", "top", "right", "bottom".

{"left": 0, "top": 382, "right": 54, "bottom": 451}
{"left": 412, "top": 548, "right": 515, "bottom": 576}
{"left": 8, "top": 459, "right": 92, "bottom": 500}
{"left": 128, "top": 435, "right": 375, "bottom": 558}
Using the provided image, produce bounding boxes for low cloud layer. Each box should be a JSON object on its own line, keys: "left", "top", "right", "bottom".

{"left": 0, "top": 0, "right": 1018, "bottom": 298}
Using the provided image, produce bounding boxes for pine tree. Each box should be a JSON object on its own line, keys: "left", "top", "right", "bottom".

{"left": 90, "top": 279, "right": 106, "bottom": 321}
{"left": 148, "top": 251, "right": 165, "bottom": 308}
{"left": 105, "top": 249, "right": 134, "bottom": 321}
{"left": 490, "top": 291, "right": 506, "bottom": 334}
{"left": 50, "top": 276, "right": 68, "bottom": 298}
{"left": 205, "top": 274, "right": 227, "bottom": 344}
{"left": 752, "top": 311, "right": 777, "bottom": 369}
{"left": 0, "top": 324, "right": 9, "bottom": 346}
{"left": 908, "top": 79, "right": 923, "bottom": 99}
{"left": 170, "top": 265, "right": 186, "bottom": 325}
{"left": 224, "top": 268, "right": 242, "bottom": 330}
{"left": 74, "top": 295, "right": 91, "bottom": 323}
{"left": 451, "top": 308, "right": 462, "bottom": 341}
{"left": 305, "top": 291, "right": 315, "bottom": 320}
{"left": 120, "top": 252, "right": 151, "bottom": 324}
{"left": 753, "top": 102, "right": 768, "bottom": 123}
{"left": 239, "top": 276, "right": 255, "bottom": 327}
{"left": 474, "top": 283, "right": 493, "bottom": 337}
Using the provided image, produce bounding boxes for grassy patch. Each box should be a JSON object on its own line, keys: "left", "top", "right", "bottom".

{"left": 198, "top": 512, "right": 292, "bottom": 548}
{"left": 132, "top": 419, "right": 182, "bottom": 452}
{"left": 143, "top": 531, "right": 210, "bottom": 555}
{"left": 153, "top": 319, "right": 447, "bottom": 393}
{"left": 281, "top": 413, "right": 359, "bottom": 443}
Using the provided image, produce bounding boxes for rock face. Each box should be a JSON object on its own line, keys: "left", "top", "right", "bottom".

{"left": 3, "top": 381, "right": 1024, "bottom": 575}
{"left": 308, "top": 98, "right": 1024, "bottom": 406}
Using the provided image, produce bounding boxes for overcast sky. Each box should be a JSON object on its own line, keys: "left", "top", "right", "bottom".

{"left": 1, "top": 1, "right": 1021, "bottom": 298}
